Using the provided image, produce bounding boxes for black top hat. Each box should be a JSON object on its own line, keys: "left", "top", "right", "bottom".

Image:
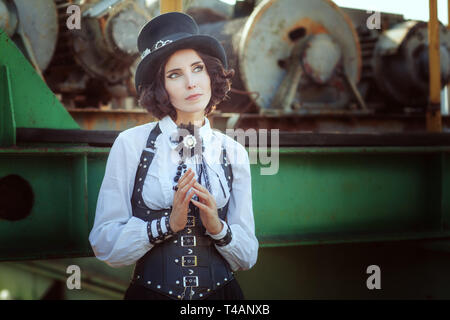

{"left": 135, "top": 12, "right": 228, "bottom": 96}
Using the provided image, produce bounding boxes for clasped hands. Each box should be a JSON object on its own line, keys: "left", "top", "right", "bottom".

{"left": 169, "top": 168, "right": 223, "bottom": 235}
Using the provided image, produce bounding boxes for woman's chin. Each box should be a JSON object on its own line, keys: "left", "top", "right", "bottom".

{"left": 175, "top": 104, "right": 208, "bottom": 114}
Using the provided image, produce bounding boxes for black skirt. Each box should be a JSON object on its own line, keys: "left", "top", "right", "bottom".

{"left": 124, "top": 278, "right": 244, "bottom": 300}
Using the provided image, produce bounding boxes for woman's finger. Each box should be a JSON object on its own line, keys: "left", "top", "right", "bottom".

{"left": 193, "top": 181, "right": 207, "bottom": 192}
{"left": 178, "top": 169, "right": 194, "bottom": 188}
{"left": 193, "top": 182, "right": 215, "bottom": 206}
{"left": 179, "top": 177, "right": 196, "bottom": 197}
{"left": 184, "top": 189, "right": 195, "bottom": 206}
{"left": 191, "top": 198, "right": 209, "bottom": 211}
{"left": 178, "top": 168, "right": 192, "bottom": 182}
{"left": 178, "top": 171, "right": 195, "bottom": 191}
{"left": 192, "top": 187, "right": 211, "bottom": 206}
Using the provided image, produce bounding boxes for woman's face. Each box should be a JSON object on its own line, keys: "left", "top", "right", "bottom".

{"left": 164, "top": 49, "right": 212, "bottom": 117}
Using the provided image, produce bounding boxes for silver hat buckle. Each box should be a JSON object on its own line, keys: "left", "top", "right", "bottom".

{"left": 154, "top": 39, "right": 173, "bottom": 51}
{"left": 140, "top": 39, "right": 173, "bottom": 60}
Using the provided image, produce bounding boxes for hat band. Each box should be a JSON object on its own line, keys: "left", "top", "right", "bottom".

{"left": 140, "top": 32, "right": 194, "bottom": 60}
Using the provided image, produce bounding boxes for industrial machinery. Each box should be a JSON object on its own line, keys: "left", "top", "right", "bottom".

{"left": 1, "top": 0, "right": 450, "bottom": 300}
{"left": 197, "top": 0, "right": 450, "bottom": 119}
{"left": 0, "top": 0, "right": 151, "bottom": 108}
{"left": 2, "top": 0, "right": 450, "bottom": 115}
{"left": 198, "top": 0, "right": 362, "bottom": 113}
{"left": 372, "top": 21, "right": 450, "bottom": 108}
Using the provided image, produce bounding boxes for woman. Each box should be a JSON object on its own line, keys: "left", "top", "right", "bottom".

{"left": 89, "top": 12, "right": 258, "bottom": 300}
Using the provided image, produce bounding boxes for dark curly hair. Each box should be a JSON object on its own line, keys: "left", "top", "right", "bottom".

{"left": 138, "top": 50, "right": 235, "bottom": 121}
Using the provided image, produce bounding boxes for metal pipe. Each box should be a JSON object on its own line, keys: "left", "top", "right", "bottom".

{"left": 427, "top": 0, "right": 442, "bottom": 132}
{"left": 160, "top": 0, "right": 182, "bottom": 13}
{"left": 448, "top": 0, "right": 450, "bottom": 29}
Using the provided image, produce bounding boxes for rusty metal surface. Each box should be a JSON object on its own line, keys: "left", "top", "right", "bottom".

{"left": 68, "top": 108, "right": 155, "bottom": 130}
{"left": 67, "top": 108, "right": 450, "bottom": 134}
{"left": 211, "top": 112, "right": 450, "bottom": 134}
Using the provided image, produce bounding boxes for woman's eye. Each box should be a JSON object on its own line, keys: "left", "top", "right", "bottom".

{"left": 167, "top": 65, "right": 203, "bottom": 79}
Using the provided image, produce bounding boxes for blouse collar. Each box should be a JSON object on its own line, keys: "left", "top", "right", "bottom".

{"left": 159, "top": 114, "right": 213, "bottom": 149}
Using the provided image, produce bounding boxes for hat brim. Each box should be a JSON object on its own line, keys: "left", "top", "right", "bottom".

{"left": 135, "top": 35, "right": 227, "bottom": 96}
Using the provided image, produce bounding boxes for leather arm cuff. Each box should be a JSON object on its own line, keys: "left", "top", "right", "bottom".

{"left": 213, "top": 225, "right": 232, "bottom": 247}
{"left": 147, "top": 216, "right": 176, "bottom": 245}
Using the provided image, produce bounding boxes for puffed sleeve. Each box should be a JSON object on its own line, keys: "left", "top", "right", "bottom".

{"left": 213, "top": 142, "right": 259, "bottom": 271}
{"left": 89, "top": 132, "right": 152, "bottom": 268}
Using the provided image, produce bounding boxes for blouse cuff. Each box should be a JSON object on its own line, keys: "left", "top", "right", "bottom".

{"left": 207, "top": 219, "right": 233, "bottom": 247}
{"left": 206, "top": 219, "right": 227, "bottom": 239}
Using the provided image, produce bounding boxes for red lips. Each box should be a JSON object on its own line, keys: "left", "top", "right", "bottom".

{"left": 186, "top": 94, "right": 202, "bottom": 100}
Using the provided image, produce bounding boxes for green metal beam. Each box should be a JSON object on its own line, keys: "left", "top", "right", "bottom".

{"left": 0, "top": 28, "right": 79, "bottom": 147}
{"left": 0, "top": 148, "right": 107, "bottom": 261}
{"left": 252, "top": 148, "right": 450, "bottom": 246}
{"left": 0, "top": 65, "right": 16, "bottom": 146}
{"left": 1, "top": 146, "right": 450, "bottom": 261}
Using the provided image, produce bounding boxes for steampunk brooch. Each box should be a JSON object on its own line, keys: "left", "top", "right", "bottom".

{"left": 171, "top": 122, "right": 204, "bottom": 162}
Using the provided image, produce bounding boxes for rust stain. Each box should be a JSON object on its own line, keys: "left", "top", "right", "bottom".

{"left": 283, "top": 18, "right": 329, "bottom": 43}
{"left": 99, "top": 16, "right": 107, "bottom": 39}
{"left": 68, "top": 109, "right": 154, "bottom": 131}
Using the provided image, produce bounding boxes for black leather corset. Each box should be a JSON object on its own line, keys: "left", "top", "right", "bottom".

{"left": 130, "top": 123, "right": 234, "bottom": 300}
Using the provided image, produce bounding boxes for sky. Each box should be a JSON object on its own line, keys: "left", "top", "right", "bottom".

{"left": 220, "top": 0, "right": 449, "bottom": 24}
{"left": 332, "top": 0, "right": 448, "bottom": 23}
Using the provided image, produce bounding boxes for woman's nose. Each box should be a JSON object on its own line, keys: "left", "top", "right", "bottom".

{"left": 185, "top": 75, "right": 197, "bottom": 89}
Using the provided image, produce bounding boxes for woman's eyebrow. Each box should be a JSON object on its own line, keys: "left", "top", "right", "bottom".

{"left": 166, "top": 61, "right": 203, "bottom": 74}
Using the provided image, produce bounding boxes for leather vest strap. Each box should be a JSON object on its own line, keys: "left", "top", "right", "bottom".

{"left": 146, "top": 122, "right": 161, "bottom": 149}
{"left": 220, "top": 148, "right": 233, "bottom": 193}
